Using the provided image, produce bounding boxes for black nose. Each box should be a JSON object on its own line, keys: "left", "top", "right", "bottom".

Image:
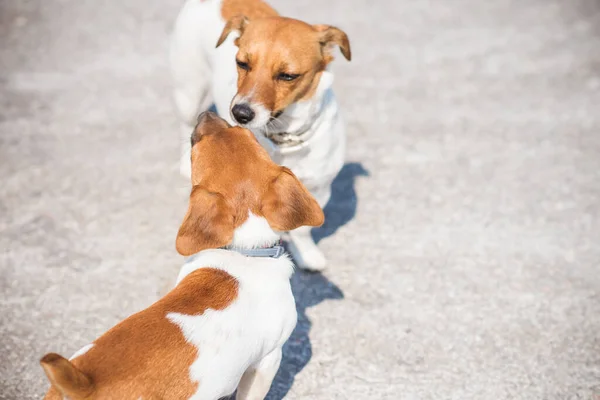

{"left": 231, "top": 103, "right": 255, "bottom": 124}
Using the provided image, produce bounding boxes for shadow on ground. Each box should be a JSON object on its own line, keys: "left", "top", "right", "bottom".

{"left": 266, "top": 271, "right": 343, "bottom": 400}
{"left": 208, "top": 106, "right": 370, "bottom": 247}
{"left": 312, "top": 162, "right": 369, "bottom": 243}
{"left": 206, "top": 106, "right": 363, "bottom": 399}
{"left": 265, "top": 163, "right": 367, "bottom": 398}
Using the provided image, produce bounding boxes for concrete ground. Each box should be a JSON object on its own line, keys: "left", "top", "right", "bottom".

{"left": 1, "top": 0, "right": 600, "bottom": 398}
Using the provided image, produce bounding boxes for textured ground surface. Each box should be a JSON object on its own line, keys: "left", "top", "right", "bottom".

{"left": 1, "top": 0, "right": 600, "bottom": 399}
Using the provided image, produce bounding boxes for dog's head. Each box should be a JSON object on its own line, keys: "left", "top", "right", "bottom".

{"left": 216, "top": 16, "right": 351, "bottom": 130}
{"left": 175, "top": 112, "right": 324, "bottom": 255}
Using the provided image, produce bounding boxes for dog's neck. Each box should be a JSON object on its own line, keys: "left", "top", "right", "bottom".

{"left": 177, "top": 213, "right": 287, "bottom": 285}
{"left": 228, "top": 212, "right": 281, "bottom": 249}
{"left": 221, "top": 213, "right": 284, "bottom": 258}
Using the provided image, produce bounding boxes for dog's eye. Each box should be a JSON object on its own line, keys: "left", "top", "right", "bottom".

{"left": 236, "top": 60, "right": 250, "bottom": 71}
{"left": 277, "top": 73, "right": 300, "bottom": 82}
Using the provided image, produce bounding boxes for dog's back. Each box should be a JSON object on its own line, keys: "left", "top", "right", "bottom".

{"left": 42, "top": 267, "right": 230, "bottom": 399}
{"left": 43, "top": 254, "right": 296, "bottom": 400}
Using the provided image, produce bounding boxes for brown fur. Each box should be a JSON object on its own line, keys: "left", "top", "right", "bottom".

{"left": 42, "top": 268, "right": 238, "bottom": 400}
{"left": 176, "top": 112, "right": 324, "bottom": 255}
{"left": 221, "top": 0, "right": 278, "bottom": 20}
{"left": 41, "top": 354, "right": 94, "bottom": 399}
{"left": 216, "top": 1, "right": 351, "bottom": 116}
{"left": 262, "top": 168, "right": 325, "bottom": 231}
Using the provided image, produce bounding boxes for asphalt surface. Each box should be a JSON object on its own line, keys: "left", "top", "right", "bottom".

{"left": 1, "top": 0, "right": 600, "bottom": 399}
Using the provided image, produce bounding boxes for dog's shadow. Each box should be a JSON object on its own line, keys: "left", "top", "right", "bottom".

{"left": 266, "top": 163, "right": 368, "bottom": 398}
{"left": 201, "top": 106, "right": 367, "bottom": 398}
{"left": 266, "top": 271, "right": 343, "bottom": 399}
{"left": 312, "top": 162, "right": 370, "bottom": 244}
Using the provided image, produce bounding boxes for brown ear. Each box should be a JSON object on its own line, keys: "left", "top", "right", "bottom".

{"left": 192, "top": 111, "right": 231, "bottom": 146}
{"left": 216, "top": 15, "right": 249, "bottom": 48}
{"left": 176, "top": 186, "right": 234, "bottom": 256}
{"left": 196, "top": 111, "right": 230, "bottom": 129}
{"left": 262, "top": 168, "right": 325, "bottom": 231}
{"left": 314, "top": 25, "right": 351, "bottom": 61}
{"left": 40, "top": 353, "right": 94, "bottom": 399}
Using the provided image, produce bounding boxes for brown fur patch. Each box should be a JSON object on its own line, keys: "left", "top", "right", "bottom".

{"left": 43, "top": 268, "right": 238, "bottom": 400}
{"left": 221, "top": 0, "right": 278, "bottom": 21}
{"left": 216, "top": 0, "right": 350, "bottom": 116}
{"left": 218, "top": 18, "right": 349, "bottom": 116}
{"left": 41, "top": 354, "right": 94, "bottom": 399}
{"left": 262, "top": 167, "right": 325, "bottom": 231}
{"left": 176, "top": 112, "right": 324, "bottom": 255}
{"left": 232, "top": 17, "right": 326, "bottom": 113}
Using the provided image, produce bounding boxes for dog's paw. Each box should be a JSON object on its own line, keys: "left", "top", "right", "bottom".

{"left": 286, "top": 237, "right": 327, "bottom": 271}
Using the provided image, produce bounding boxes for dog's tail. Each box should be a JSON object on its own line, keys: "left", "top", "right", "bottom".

{"left": 40, "top": 353, "right": 94, "bottom": 399}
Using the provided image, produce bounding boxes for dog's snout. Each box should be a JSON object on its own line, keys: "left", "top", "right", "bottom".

{"left": 232, "top": 103, "right": 255, "bottom": 124}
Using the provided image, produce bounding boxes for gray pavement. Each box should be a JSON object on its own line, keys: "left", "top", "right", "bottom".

{"left": 1, "top": 0, "right": 600, "bottom": 399}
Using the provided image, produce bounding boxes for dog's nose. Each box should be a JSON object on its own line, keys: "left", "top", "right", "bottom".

{"left": 231, "top": 103, "right": 255, "bottom": 124}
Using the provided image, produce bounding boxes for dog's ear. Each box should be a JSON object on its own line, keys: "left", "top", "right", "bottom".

{"left": 314, "top": 25, "right": 351, "bottom": 61}
{"left": 196, "top": 111, "right": 230, "bottom": 130}
{"left": 262, "top": 167, "right": 324, "bottom": 231}
{"left": 192, "top": 111, "right": 231, "bottom": 146}
{"left": 216, "top": 15, "right": 249, "bottom": 48}
{"left": 40, "top": 353, "right": 94, "bottom": 399}
{"left": 176, "top": 186, "right": 235, "bottom": 256}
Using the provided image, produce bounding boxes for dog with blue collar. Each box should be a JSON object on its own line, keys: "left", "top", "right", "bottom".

{"left": 40, "top": 112, "right": 324, "bottom": 400}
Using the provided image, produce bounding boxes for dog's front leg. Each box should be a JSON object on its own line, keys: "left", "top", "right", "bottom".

{"left": 236, "top": 348, "right": 282, "bottom": 400}
{"left": 287, "top": 226, "right": 327, "bottom": 271}
{"left": 286, "top": 183, "right": 331, "bottom": 271}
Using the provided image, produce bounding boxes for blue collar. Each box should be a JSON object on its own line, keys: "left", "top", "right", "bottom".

{"left": 223, "top": 244, "right": 286, "bottom": 258}
{"left": 221, "top": 240, "right": 285, "bottom": 258}
{"left": 185, "top": 243, "right": 285, "bottom": 263}
{"left": 184, "top": 242, "right": 286, "bottom": 266}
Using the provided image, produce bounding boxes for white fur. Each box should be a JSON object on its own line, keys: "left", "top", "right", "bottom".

{"left": 169, "top": 214, "right": 296, "bottom": 399}
{"left": 170, "top": 0, "right": 346, "bottom": 270}
{"left": 171, "top": 249, "right": 296, "bottom": 400}
{"left": 231, "top": 212, "right": 280, "bottom": 249}
{"left": 69, "top": 343, "right": 93, "bottom": 360}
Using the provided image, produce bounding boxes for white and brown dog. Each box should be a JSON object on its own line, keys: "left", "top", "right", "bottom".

{"left": 170, "top": 0, "right": 351, "bottom": 270}
{"left": 40, "top": 112, "right": 324, "bottom": 400}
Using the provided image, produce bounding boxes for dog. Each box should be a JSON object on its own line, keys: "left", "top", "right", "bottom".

{"left": 170, "top": 0, "right": 351, "bottom": 271}
{"left": 40, "top": 112, "right": 324, "bottom": 400}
